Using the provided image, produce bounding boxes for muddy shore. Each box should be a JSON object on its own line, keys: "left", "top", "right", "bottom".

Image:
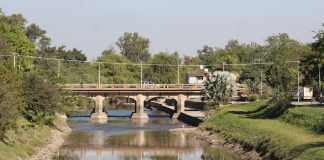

{"left": 170, "top": 128, "right": 262, "bottom": 160}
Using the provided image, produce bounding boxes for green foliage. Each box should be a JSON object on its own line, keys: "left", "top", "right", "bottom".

{"left": 97, "top": 49, "right": 139, "bottom": 84}
{"left": 204, "top": 71, "right": 234, "bottom": 106}
{"left": 116, "top": 32, "right": 151, "bottom": 62}
{"left": 248, "top": 92, "right": 292, "bottom": 119}
{"left": 64, "top": 96, "right": 95, "bottom": 115}
{"left": 280, "top": 107, "right": 324, "bottom": 133}
{"left": 263, "top": 33, "right": 306, "bottom": 92}
{"left": 300, "top": 25, "right": 324, "bottom": 91}
{"left": 144, "top": 52, "right": 179, "bottom": 84}
{"left": 0, "top": 118, "right": 51, "bottom": 160}
{"left": 23, "top": 73, "right": 63, "bottom": 124}
{"left": 0, "top": 64, "right": 23, "bottom": 140}
{"left": 25, "top": 23, "right": 46, "bottom": 42}
{"left": 0, "top": 22, "right": 35, "bottom": 69}
{"left": 197, "top": 44, "right": 239, "bottom": 71}
{"left": 0, "top": 11, "right": 27, "bottom": 29}
{"left": 200, "top": 102, "right": 324, "bottom": 160}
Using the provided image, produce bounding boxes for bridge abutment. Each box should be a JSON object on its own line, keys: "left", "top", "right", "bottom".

{"left": 90, "top": 95, "right": 108, "bottom": 122}
{"left": 131, "top": 94, "right": 149, "bottom": 120}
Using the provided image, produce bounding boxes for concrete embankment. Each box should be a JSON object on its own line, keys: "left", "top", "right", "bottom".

{"left": 29, "top": 114, "right": 71, "bottom": 160}
{"left": 148, "top": 101, "right": 205, "bottom": 126}
{"left": 170, "top": 128, "right": 262, "bottom": 160}
{"left": 177, "top": 113, "right": 203, "bottom": 126}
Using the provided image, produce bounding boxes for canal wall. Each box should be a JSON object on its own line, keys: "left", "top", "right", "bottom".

{"left": 177, "top": 113, "right": 203, "bottom": 127}
{"left": 147, "top": 101, "right": 174, "bottom": 118}
{"left": 165, "top": 98, "right": 206, "bottom": 110}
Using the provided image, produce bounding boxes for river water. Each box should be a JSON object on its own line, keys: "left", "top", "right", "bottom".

{"left": 56, "top": 110, "right": 238, "bottom": 160}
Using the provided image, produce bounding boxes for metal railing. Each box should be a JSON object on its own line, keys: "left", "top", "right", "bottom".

{"left": 60, "top": 84, "right": 204, "bottom": 89}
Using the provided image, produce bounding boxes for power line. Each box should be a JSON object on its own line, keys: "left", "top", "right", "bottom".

{"left": 0, "top": 54, "right": 297, "bottom": 67}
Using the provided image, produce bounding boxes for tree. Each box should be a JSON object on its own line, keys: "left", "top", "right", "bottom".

{"left": 116, "top": 32, "right": 151, "bottom": 62}
{"left": 144, "top": 52, "right": 179, "bottom": 84}
{"left": 25, "top": 23, "right": 51, "bottom": 48}
{"left": 0, "top": 12, "right": 27, "bottom": 29}
{"left": 97, "top": 49, "right": 139, "bottom": 84}
{"left": 197, "top": 42, "right": 240, "bottom": 71}
{"left": 300, "top": 25, "right": 324, "bottom": 91}
{"left": 25, "top": 23, "right": 46, "bottom": 42}
{"left": 0, "top": 22, "right": 35, "bottom": 70}
{"left": 263, "top": 33, "right": 307, "bottom": 93}
{"left": 23, "top": 73, "right": 63, "bottom": 124}
{"left": 0, "top": 64, "right": 23, "bottom": 140}
{"left": 204, "top": 71, "right": 234, "bottom": 107}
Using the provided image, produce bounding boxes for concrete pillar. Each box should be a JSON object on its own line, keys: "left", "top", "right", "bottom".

{"left": 90, "top": 95, "right": 108, "bottom": 122}
{"left": 136, "top": 130, "right": 146, "bottom": 147}
{"left": 131, "top": 94, "right": 149, "bottom": 119}
{"left": 172, "top": 94, "right": 186, "bottom": 119}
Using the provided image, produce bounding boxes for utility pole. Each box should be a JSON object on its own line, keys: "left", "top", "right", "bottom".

{"left": 140, "top": 62, "right": 143, "bottom": 88}
{"left": 297, "top": 63, "right": 300, "bottom": 102}
{"left": 13, "top": 53, "right": 16, "bottom": 68}
{"left": 177, "top": 63, "right": 180, "bottom": 85}
{"left": 98, "top": 62, "right": 101, "bottom": 88}
{"left": 57, "top": 60, "right": 61, "bottom": 77}
{"left": 319, "top": 64, "right": 322, "bottom": 93}
{"left": 260, "top": 69, "right": 263, "bottom": 101}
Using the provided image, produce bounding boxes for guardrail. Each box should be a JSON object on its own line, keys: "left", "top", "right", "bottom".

{"left": 60, "top": 84, "right": 204, "bottom": 89}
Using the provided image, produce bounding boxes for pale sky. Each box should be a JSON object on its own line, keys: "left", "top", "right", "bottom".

{"left": 1, "top": 0, "right": 323, "bottom": 59}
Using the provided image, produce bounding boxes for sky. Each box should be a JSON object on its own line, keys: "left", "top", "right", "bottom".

{"left": 1, "top": 0, "right": 324, "bottom": 59}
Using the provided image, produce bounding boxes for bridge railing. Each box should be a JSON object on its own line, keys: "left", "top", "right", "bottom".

{"left": 60, "top": 84, "right": 204, "bottom": 89}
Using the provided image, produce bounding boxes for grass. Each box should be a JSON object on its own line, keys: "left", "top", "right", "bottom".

{"left": 199, "top": 101, "right": 324, "bottom": 160}
{"left": 0, "top": 117, "right": 52, "bottom": 160}
{"left": 280, "top": 107, "right": 324, "bottom": 133}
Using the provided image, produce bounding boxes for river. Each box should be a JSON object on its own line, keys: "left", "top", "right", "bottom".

{"left": 55, "top": 110, "right": 238, "bottom": 160}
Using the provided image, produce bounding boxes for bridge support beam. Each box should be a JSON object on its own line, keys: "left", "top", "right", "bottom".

{"left": 131, "top": 94, "right": 149, "bottom": 119}
{"left": 90, "top": 95, "right": 108, "bottom": 122}
{"left": 172, "top": 94, "right": 186, "bottom": 119}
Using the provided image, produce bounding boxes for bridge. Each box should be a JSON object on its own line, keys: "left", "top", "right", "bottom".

{"left": 61, "top": 84, "right": 204, "bottom": 121}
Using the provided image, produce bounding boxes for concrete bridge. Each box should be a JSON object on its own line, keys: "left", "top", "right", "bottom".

{"left": 61, "top": 84, "right": 204, "bottom": 121}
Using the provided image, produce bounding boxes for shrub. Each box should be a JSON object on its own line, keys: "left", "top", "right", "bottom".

{"left": 280, "top": 107, "right": 324, "bottom": 133}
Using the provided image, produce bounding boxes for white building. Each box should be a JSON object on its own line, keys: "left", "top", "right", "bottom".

{"left": 187, "top": 72, "right": 207, "bottom": 84}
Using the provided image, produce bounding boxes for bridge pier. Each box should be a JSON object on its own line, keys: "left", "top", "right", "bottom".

{"left": 90, "top": 95, "right": 108, "bottom": 122}
{"left": 172, "top": 94, "right": 186, "bottom": 119}
{"left": 131, "top": 94, "right": 149, "bottom": 120}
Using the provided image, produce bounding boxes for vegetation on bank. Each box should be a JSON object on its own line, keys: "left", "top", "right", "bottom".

{"left": 200, "top": 102, "right": 324, "bottom": 160}
{"left": 0, "top": 118, "right": 51, "bottom": 160}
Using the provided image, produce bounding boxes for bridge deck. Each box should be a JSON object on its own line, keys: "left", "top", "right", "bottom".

{"left": 62, "top": 84, "right": 204, "bottom": 94}
{"left": 61, "top": 84, "right": 204, "bottom": 89}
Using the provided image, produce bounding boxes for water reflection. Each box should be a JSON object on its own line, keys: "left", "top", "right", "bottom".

{"left": 57, "top": 118, "right": 238, "bottom": 160}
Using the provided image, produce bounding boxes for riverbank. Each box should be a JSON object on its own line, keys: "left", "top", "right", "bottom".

{"left": 196, "top": 101, "right": 324, "bottom": 160}
{"left": 171, "top": 128, "right": 262, "bottom": 160}
{"left": 29, "top": 115, "right": 71, "bottom": 160}
{"left": 0, "top": 115, "right": 71, "bottom": 160}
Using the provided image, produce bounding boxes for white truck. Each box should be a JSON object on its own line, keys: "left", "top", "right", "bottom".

{"left": 293, "top": 87, "right": 313, "bottom": 100}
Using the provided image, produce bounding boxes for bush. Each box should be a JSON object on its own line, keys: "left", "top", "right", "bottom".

{"left": 0, "top": 65, "right": 23, "bottom": 140}
{"left": 23, "top": 73, "right": 63, "bottom": 125}
{"left": 249, "top": 94, "right": 258, "bottom": 102}
{"left": 280, "top": 107, "right": 324, "bottom": 133}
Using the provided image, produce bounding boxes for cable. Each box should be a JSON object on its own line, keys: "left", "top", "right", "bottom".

{"left": 0, "top": 54, "right": 299, "bottom": 67}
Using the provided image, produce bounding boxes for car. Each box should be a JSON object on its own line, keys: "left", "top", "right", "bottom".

{"left": 141, "top": 80, "right": 158, "bottom": 88}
